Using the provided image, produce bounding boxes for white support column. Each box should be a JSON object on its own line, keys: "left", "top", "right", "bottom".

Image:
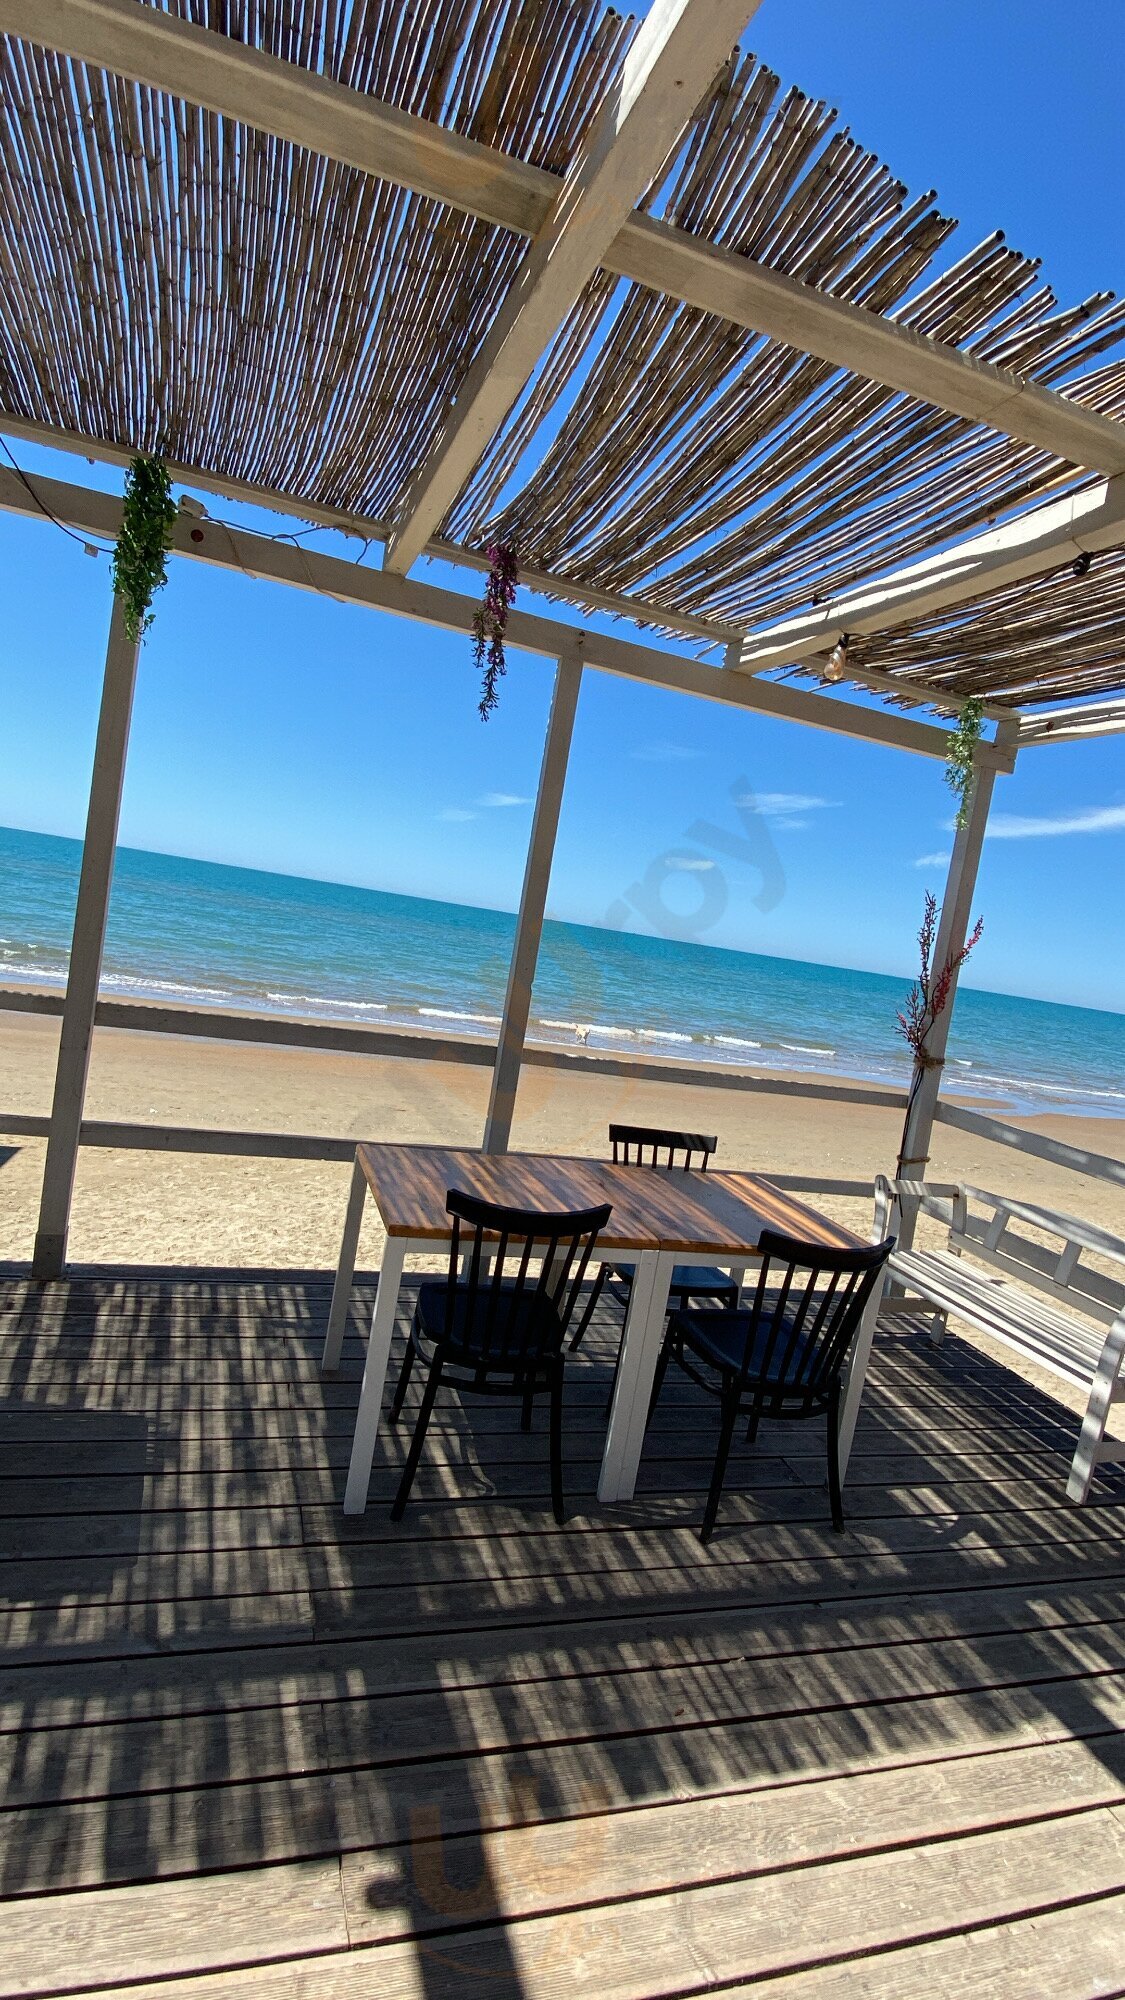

{"left": 894, "top": 719, "right": 1019, "bottom": 1247}
{"left": 482, "top": 648, "right": 583, "bottom": 1154}
{"left": 32, "top": 595, "right": 141, "bottom": 1279}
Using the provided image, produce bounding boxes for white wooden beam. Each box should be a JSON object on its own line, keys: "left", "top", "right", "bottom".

{"left": 383, "top": 0, "right": 761, "bottom": 572}
{"left": 770, "top": 645, "right": 1013, "bottom": 721}
{"left": 0, "top": 462, "right": 1017, "bottom": 766}
{"left": 426, "top": 535, "right": 740, "bottom": 644}
{"left": 810, "top": 657, "right": 1011, "bottom": 722}
{"left": 32, "top": 595, "right": 140, "bottom": 1278}
{"left": 0, "top": 408, "right": 738, "bottom": 648}
{"left": 483, "top": 647, "right": 583, "bottom": 1153}
{"left": 738, "top": 474, "right": 1125, "bottom": 676}
{"left": 630, "top": 222, "right": 1125, "bottom": 475}
{"left": 1018, "top": 698, "right": 1125, "bottom": 745}
{"left": 0, "top": 0, "right": 549, "bottom": 232}
{"left": 3, "top": 0, "right": 1124, "bottom": 478}
{"left": 608, "top": 638, "right": 1010, "bottom": 767}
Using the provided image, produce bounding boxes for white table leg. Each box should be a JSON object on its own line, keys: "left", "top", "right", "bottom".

{"left": 322, "top": 1156, "right": 367, "bottom": 1372}
{"left": 343, "top": 1236, "right": 407, "bottom": 1516}
{"left": 837, "top": 1267, "right": 888, "bottom": 1482}
{"left": 598, "top": 1250, "right": 675, "bottom": 1504}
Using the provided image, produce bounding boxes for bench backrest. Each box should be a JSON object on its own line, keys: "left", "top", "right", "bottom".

{"left": 875, "top": 1176, "right": 1125, "bottom": 1329}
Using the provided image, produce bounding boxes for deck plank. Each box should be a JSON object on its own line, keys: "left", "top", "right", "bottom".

{"left": 0, "top": 1858, "right": 348, "bottom": 1998}
{"left": 26, "top": 1812, "right": 1125, "bottom": 1999}
{"left": 1, "top": 1275, "right": 1124, "bottom": 1996}
{"left": 340, "top": 1734, "right": 1125, "bottom": 1945}
{"left": 6, "top": 1607, "right": 1125, "bottom": 1817}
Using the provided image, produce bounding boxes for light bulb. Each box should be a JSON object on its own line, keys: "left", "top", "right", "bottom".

{"left": 824, "top": 635, "right": 849, "bottom": 682}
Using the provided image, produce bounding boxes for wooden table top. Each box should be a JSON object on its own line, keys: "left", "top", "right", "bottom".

{"left": 355, "top": 1142, "right": 862, "bottom": 1258}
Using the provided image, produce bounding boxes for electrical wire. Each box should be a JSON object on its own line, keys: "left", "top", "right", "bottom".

{"left": 0, "top": 435, "right": 115, "bottom": 555}
{"left": 0, "top": 435, "right": 384, "bottom": 574}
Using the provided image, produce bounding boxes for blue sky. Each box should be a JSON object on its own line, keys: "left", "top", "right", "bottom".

{"left": 1, "top": 0, "right": 1123, "bottom": 1013}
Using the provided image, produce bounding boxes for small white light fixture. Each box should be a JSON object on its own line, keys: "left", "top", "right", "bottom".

{"left": 823, "top": 632, "right": 850, "bottom": 682}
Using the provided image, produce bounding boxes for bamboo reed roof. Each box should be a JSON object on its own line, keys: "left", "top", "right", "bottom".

{"left": 841, "top": 546, "right": 1125, "bottom": 710}
{"left": 1, "top": 0, "right": 1124, "bottom": 707}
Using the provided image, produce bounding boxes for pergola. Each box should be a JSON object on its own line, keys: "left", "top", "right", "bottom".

{"left": 2, "top": 0, "right": 1124, "bottom": 1286}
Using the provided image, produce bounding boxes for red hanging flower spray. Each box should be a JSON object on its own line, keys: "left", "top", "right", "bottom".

{"left": 472, "top": 542, "right": 519, "bottom": 720}
{"left": 895, "top": 891, "right": 983, "bottom": 1176}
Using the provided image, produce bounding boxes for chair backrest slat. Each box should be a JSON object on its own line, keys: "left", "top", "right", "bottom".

{"left": 737, "top": 1229, "right": 894, "bottom": 1414}
{"left": 442, "top": 1189, "right": 612, "bottom": 1368}
{"left": 609, "top": 1123, "right": 718, "bottom": 1172}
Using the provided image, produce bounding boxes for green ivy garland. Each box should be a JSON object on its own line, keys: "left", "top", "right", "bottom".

{"left": 111, "top": 452, "right": 177, "bottom": 643}
{"left": 945, "top": 695, "right": 985, "bottom": 830}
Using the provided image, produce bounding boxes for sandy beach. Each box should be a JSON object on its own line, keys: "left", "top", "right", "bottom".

{"left": 0, "top": 1006, "right": 1120, "bottom": 1269}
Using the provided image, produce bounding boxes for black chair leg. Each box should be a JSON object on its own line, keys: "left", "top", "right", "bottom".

{"left": 700, "top": 1384, "right": 740, "bottom": 1545}
{"left": 549, "top": 1372, "right": 564, "bottom": 1526}
{"left": 826, "top": 1380, "right": 845, "bottom": 1533}
{"left": 388, "top": 1332, "right": 417, "bottom": 1423}
{"left": 520, "top": 1388, "right": 534, "bottom": 1433}
{"left": 568, "top": 1265, "right": 606, "bottom": 1352}
{"left": 390, "top": 1352, "right": 444, "bottom": 1521}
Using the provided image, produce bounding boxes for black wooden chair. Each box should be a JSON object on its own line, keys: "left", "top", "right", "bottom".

{"left": 570, "top": 1124, "right": 739, "bottom": 1361}
{"left": 388, "top": 1188, "right": 611, "bottom": 1525}
{"left": 649, "top": 1229, "right": 896, "bottom": 1544}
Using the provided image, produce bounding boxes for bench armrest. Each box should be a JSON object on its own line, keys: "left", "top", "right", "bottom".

{"left": 874, "top": 1175, "right": 962, "bottom": 1240}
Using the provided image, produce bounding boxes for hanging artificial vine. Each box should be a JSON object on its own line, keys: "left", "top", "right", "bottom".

{"left": 472, "top": 542, "right": 519, "bottom": 719}
{"left": 111, "top": 451, "right": 177, "bottom": 643}
{"left": 945, "top": 695, "right": 985, "bottom": 829}
{"left": 894, "top": 890, "right": 983, "bottom": 1176}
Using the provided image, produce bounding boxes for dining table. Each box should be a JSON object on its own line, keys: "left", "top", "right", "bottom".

{"left": 321, "top": 1140, "right": 873, "bottom": 1516}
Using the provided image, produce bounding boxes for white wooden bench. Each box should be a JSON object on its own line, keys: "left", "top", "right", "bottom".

{"left": 873, "top": 1177, "right": 1125, "bottom": 1503}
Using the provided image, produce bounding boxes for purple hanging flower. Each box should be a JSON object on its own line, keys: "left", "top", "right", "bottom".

{"left": 472, "top": 542, "right": 519, "bottom": 719}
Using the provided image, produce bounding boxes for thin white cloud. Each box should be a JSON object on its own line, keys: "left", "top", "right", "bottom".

{"left": 478, "top": 791, "right": 531, "bottom": 808}
{"left": 630, "top": 741, "right": 705, "bottom": 763}
{"left": 985, "top": 804, "right": 1125, "bottom": 841}
{"left": 438, "top": 807, "right": 477, "bottom": 823}
{"left": 733, "top": 790, "right": 837, "bottom": 816}
{"left": 918, "top": 801, "right": 1125, "bottom": 864}
{"left": 666, "top": 855, "right": 716, "bottom": 871}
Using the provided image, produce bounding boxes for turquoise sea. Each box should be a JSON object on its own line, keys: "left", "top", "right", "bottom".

{"left": 2, "top": 825, "right": 1122, "bottom": 1118}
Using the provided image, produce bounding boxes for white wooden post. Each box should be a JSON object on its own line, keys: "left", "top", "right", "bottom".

{"left": 894, "top": 718, "right": 1018, "bottom": 1249}
{"left": 32, "top": 595, "right": 141, "bottom": 1279}
{"left": 482, "top": 646, "right": 583, "bottom": 1154}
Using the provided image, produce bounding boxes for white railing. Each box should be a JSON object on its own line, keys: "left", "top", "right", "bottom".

{"left": 4, "top": 989, "right": 1121, "bottom": 1200}
{"left": 934, "top": 1098, "right": 1125, "bottom": 1190}
{"left": 0, "top": 987, "right": 906, "bottom": 1201}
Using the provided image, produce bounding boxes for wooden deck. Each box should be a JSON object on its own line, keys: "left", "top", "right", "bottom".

{"left": 2, "top": 1265, "right": 1125, "bottom": 1997}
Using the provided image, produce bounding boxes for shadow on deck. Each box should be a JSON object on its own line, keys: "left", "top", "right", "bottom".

{"left": 1, "top": 1264, "right": 1125, "bottom": 1997}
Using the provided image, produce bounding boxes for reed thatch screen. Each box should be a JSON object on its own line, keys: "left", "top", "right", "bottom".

{"left": 0, "top": 0, "right": 1123, "bottom": 711}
